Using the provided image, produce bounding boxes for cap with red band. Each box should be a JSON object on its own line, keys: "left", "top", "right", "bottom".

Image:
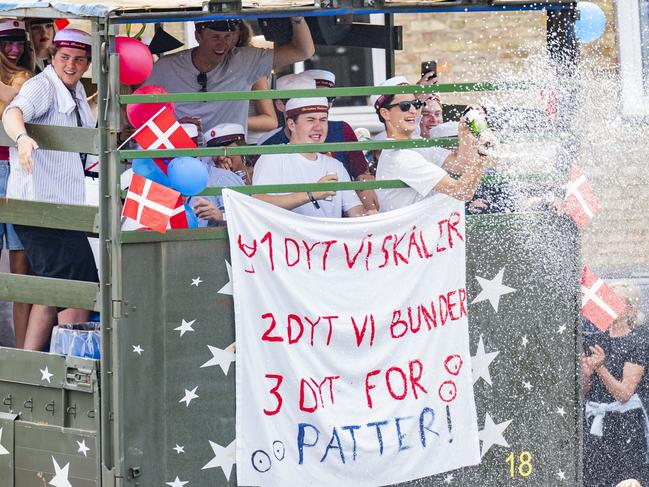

{"left": 302, "top": 69, "right": 336, "bottom": 88}
{"left": 285, "top": 97, "right": 329, "bottom": 118}
{"left": 53, "top": 28, "right": 92, "bottom": 54}
{"left": 370, "top": 76, "right": 410, "bottom": 111}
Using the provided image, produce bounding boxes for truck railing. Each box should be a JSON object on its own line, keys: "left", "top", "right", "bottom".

{"left": 0, "top": 80, "right": 539, "bottom": 313}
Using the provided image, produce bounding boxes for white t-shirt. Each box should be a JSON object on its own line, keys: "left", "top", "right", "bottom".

{"left": 146, "top": 47, "right": 273, "bottom": 132}
{"left": 253, "top": 152, "right": 362, "bottom": 218}
{"left": 376, "top": 142, "right": 450, "bottom": 212}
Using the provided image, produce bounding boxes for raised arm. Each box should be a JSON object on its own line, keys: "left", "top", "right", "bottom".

{"left": 248, "top": 77, "right": 278, "bottom": 133}
{"left": 433, "top": 121, "right": 484, "bottom": 201}
{"left": 272, "top": 17, "right": 315, "bottom": 70}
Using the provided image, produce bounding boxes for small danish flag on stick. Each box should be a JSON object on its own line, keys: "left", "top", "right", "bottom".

{"left": 122, "top": 174, "right": 180, "bottom": 233}
{"left": 118, "top": 106, "right": 197, "bottom": 151}
{"left": 581, "top": 266, "right": 627, "bottom": 331}
{"left": 563, "top": 162, "right": 601, "bottom": 229}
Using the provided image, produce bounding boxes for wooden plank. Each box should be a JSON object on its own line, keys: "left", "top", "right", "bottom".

{"left": 0, "top": 125, "right": 99, "bottom": 155}
{"left": 0, "top": 199, "right": 98, "bottom": 233}
{"left": 0, "top": 412, "right": 17, "bottom": 486}
{"left": 0, "top": 274, "right": 100, "bottom": 312}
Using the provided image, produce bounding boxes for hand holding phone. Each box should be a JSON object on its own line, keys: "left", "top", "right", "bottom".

{"left": 421, "top": 60, "right": 437, "bottom": 82}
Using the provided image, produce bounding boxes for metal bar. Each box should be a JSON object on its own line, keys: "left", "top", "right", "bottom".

{"left": 119, "top": 137, "right": 457, "bottom": 159}
{"left": 118, "top": 210, "right": 553, "bottom": 244}
{"left": 120, "top": 82, "right": 524, "bottom": 104}
{"left": 119, "top": 227, "right": 228, "bottom": 244}
{"left": 109, "top": 3, "right": 572, "bottom": 24}
{"left": 199, "top": 179, "right": 408, "bottom": 196}
{"left": 0, "top": 199, "right": 98, "bottom": 232}
{"left": 0, "top": 125, "right": 99, "bottom": 155}
{"left": 0, "top": 273, "right": 99, "bottom": 311}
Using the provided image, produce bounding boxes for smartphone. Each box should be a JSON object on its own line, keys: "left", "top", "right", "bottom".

{"left": 421, "top": 60, "right": 437, "bottom": 80}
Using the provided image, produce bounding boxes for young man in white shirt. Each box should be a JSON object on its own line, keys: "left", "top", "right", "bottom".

{"left": 252, "top": 97, "right": 369, "bottom": 218}
{"left": 373, "top": 77, "right": 487, "bottom": 212}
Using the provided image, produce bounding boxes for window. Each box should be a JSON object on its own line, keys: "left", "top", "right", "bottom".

{"left": 617, "top": 0, "right": 649, "bottom": 116}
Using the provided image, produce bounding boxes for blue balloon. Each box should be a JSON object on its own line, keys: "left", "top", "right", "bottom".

{"left": 575, "top": 2, "right": 606, "bottom": 44}
{"left": 167, "top": 157, "right": 209, "bottom": 196}
{"left": 132, "top": 158, "right": 170, "bottom": 186}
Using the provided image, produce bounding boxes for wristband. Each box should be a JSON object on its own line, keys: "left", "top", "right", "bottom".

{"left": 15, "top": 131, "right": 28, "bottom": 143}
{"left": 307, "top": 191, "right": 320, "bottom": 209}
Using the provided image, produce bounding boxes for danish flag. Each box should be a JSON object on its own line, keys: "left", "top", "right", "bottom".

{"left": 169, "top": 197, "right": 190, "bottom": 229}
{"left": 122, "top": 174, "right": 180, "bottom": 233}
{"left": 581, "top": 266, "right": 627, "bottom": 331}
{"left": 132, "top": 106, "right": 197, "bottom": 151}
{"left": 563, "top": 162, "right": 600, "bottom": 229}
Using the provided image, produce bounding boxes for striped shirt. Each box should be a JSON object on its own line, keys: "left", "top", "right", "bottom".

{"left": 6, "top": 66, "right": 95, "bottom": 205}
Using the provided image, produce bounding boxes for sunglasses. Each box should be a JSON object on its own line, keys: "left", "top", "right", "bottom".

{"left": 384, "top": 99, "right": 424, "bottom": 112}
{"left": 197, "top": 72, "right": 207, "bottom": 92}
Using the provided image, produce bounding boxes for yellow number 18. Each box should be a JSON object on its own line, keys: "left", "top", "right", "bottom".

{"left": 506, "top": 451, "right": 533, "bottom": 478}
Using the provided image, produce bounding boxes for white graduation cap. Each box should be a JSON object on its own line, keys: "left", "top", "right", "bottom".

{"left": 275, "top": 73, "right": 315, "bottom": 91}
{"left": 370, "top": 76, "right": 410, "bottom": 110}
{"left": 205, "top": 122, "right": 246, "bottom": 146}
{"left": 54, "top": 28, "right": 91, "bottom": 54}
{"left": 302, "top": 69, "right": 336, "bottom": 88}
{"left": 284, "top": 97, "right": 329, "bottom": 118}
{"left": 0, "top": 18, "right": 25, "bottom": 41}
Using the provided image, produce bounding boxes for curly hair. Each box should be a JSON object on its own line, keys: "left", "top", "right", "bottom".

{"left": 0, "top": 39, "right": 34, "bottom": 87}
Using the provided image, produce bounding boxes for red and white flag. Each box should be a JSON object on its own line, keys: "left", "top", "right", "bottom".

{"left": 168, "top": 197, "right": 189, "bottom": 229}
{"left": 132, "top": 106, "right": 197, "bottom": 151}
{"left": 581, "top": 266, "right": 627, "bottom": 331}
{"left": 122, "top": 174, "right": 180, "bottom": 233}
{"left": 563, "top": 162, "right": 600, "bottom": 229}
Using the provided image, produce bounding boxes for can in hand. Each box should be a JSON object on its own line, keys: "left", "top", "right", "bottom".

{"left": 463, "top": 108, "right": 488, "bottom": 137}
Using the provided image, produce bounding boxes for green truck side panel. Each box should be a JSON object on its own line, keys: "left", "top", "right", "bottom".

{"left": 0, "top": 351, "right": 100, "bottom": 486}
{"left": 109, "top": 211, "right": 581, "bottom": 486}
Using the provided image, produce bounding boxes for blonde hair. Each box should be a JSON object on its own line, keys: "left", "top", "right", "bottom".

{"left": 609, "top": 280, "right": 645, "bottom": 328}
{"left": 0, "top": 39, "right": 34, "bottom": 87}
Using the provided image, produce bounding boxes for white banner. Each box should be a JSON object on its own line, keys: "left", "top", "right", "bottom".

{"left": 223, "top": 189, "right": 480, "bottom": 487}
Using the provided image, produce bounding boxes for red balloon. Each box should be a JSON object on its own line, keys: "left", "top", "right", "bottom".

{"left": 116, "top": 36, "right": 153, "bottom": 85}
{"left": 126, "top": 85, "right": 175, "bottom": 129}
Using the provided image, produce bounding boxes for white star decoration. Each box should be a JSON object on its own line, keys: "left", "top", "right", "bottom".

{"left": 479, "top": 413, "right": 512, "bottom": 458}
{"left": 521, "top": 335, "right": 529, "bottom": 347}
{"left": 444, "top": 473, "right": 454, "bottom": 483}
{"left": 0, "top": 427, "right": 9, "bottom": 455}
{"left": 173, "top": 444, "right": 185, "bottom": 454}
{"left": 202, "top": 439, "right": 236, "bottom": 481}
{"left": 217, "top": 260, "right": 233, "bottom": 295}
{"left": 40, "top": 366, "right": 53, "bottom": 383}
{"left": 49, "top": 456, "right": 73, "bottom": 487}
{"left": 557, "top": 324, "right": 567, "bottom": 334}
{"left": 523, "top": 381, "right": 532, "bottom": 391}
{"left": 179, "top": 387, "right": 199, "bottom": 407}
{"left": 471, "top": 267, "right": 516, "bottom": 312}
{"left": 472, "top": 335, "right": 499, "bottom": 386}
{"left": 191, "top": 276, "right": 203, "bottom": 287}
{"left": 557, "top": 407, "right": 567, "bottom": 417}
{"left": 557, "top": 470, "right": 566, "bottom": 480}
{"left": 166, "top": 476, "right": 189, "bottom": 487}
{"left": 77, "top": 439, "right": 90, "bottom": 457}
{"left": 200, "top": 345, "right": 235, "bottom": 375}
{"left": 132, "top": 345, "right": 143, "bottom": 355}
{"left": 174, "top": 319, "right": 196, "bottom": 337}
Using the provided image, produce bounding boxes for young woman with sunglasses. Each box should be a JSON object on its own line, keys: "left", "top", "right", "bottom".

{"left": 0, "top": 18, "right": 34, "bottom": 348}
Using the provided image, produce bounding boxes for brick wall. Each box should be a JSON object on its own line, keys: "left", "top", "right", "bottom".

{"left": 393, "top": 3, "right": 647, "bottom": 272}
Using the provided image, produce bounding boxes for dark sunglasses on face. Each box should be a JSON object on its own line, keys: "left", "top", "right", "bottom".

{"left": 384, "top": 99, "right": 424, "bottom": 112}
{"left": 197, "top": 72, "right": 207, "bottom": 92}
